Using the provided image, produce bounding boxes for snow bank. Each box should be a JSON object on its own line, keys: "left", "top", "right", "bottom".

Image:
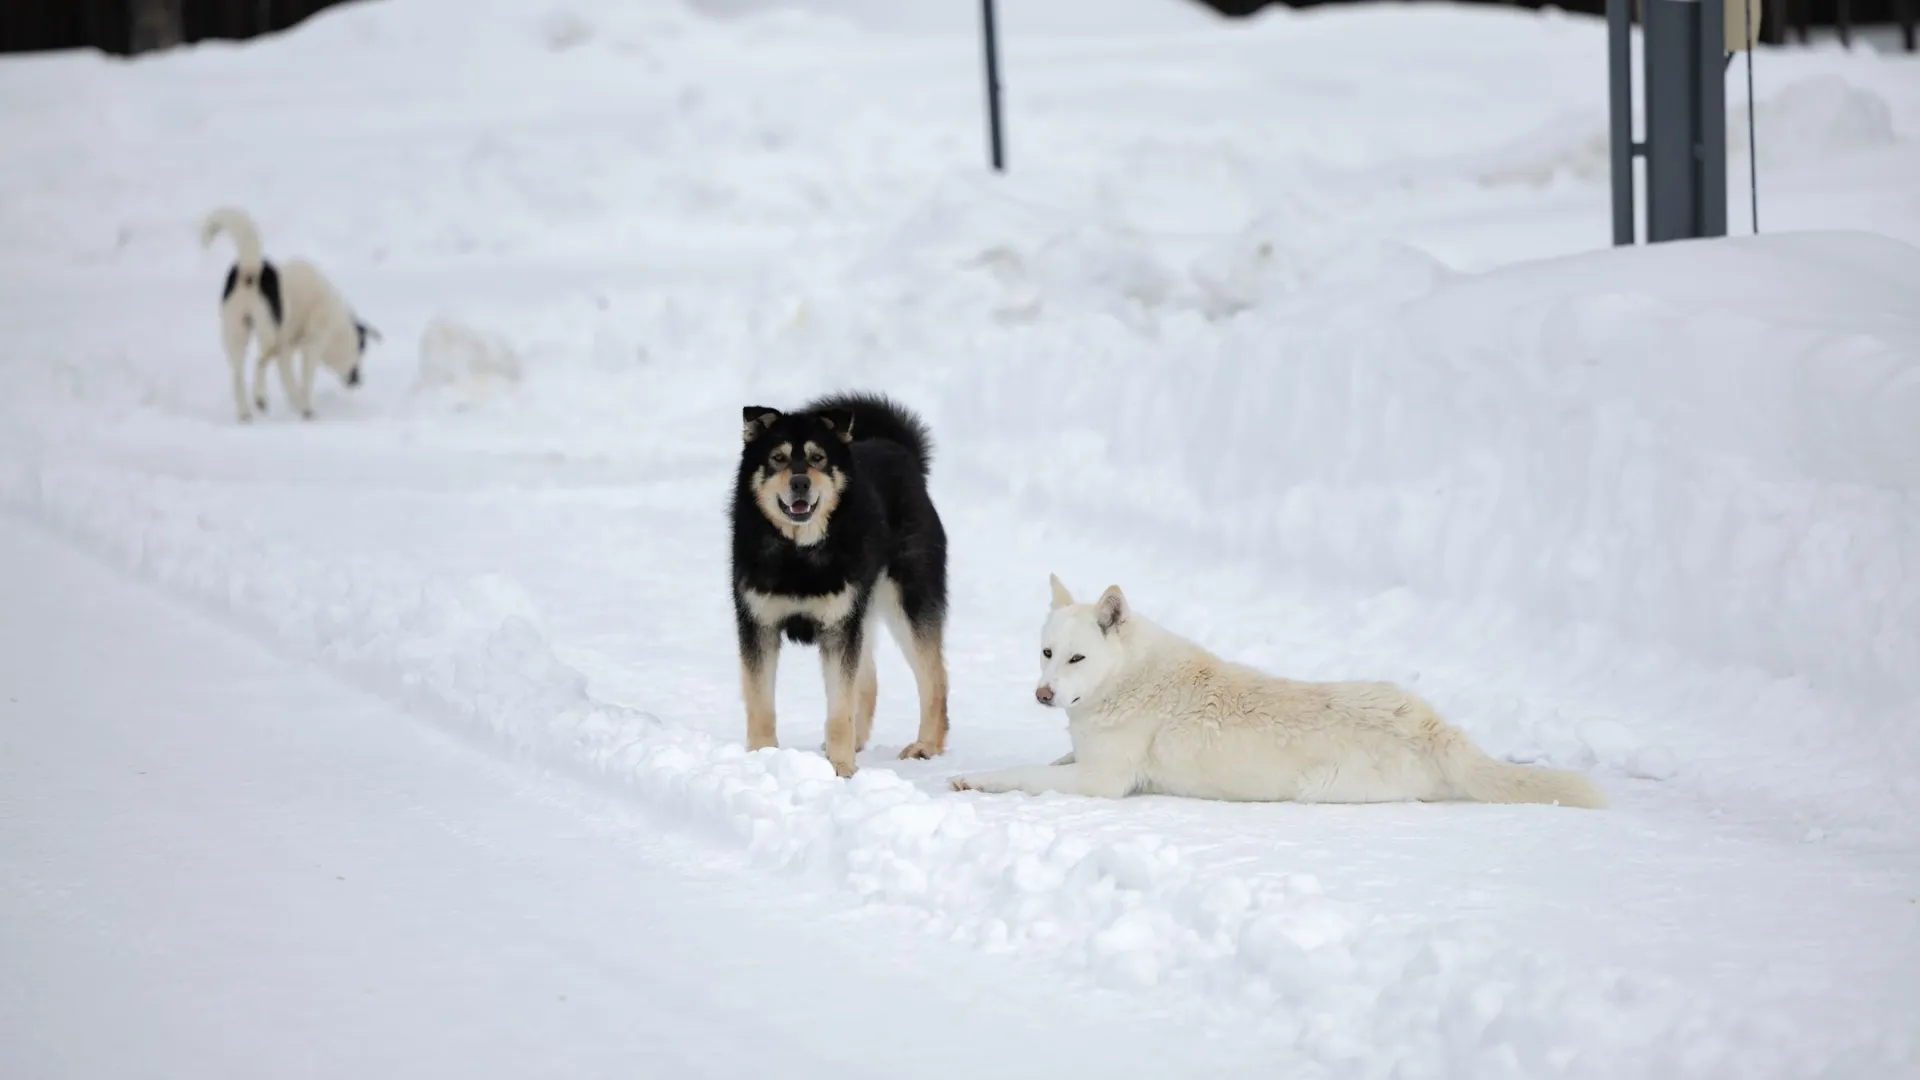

{"left": 866, "top": 230, "right": 1920, "bottom": 722}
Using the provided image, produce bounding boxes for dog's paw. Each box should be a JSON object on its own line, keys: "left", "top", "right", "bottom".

{"left": 300, "top": 408, "right": 315, "bottom": 422}
{"left": 948, "top": 776, "right": 973, "bottom": 792}
{"left": 254, "top": 396, "right": 268, "bottom": 414}
{"left": 898, "top": 741, "right": 942, "bottom": 761}
{"left": 829, "top": 755, "right": 857, "bottom": 779}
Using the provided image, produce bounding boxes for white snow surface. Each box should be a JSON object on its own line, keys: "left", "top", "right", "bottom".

{"left": 3, "top": 1, "right": 1919, "bottom": 1076}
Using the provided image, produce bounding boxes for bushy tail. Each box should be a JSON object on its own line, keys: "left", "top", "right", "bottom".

{"left": 804, "top": 391, "right": 934, "bottom": 477}
{"left": 1446, "top": 749, "right": 1607, "bottom": 809}
{"left": 201, "top": 206, "right": 264, "bottom": 270}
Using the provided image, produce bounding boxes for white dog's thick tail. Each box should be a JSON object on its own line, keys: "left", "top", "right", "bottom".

{"left": 201, "top": 207, "right": 264, "bottom": 269}
{"left": 1448, "top": 750, "right": 1607, "bottom": 809}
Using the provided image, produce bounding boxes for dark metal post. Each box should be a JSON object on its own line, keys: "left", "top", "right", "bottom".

{"left": 980, "top": 0, "right": 1005, "bottom": 172}
{"left": 1641, "top": 0, "right": 1727, "bottom": 243}
{"left": 1607, "top": 0, "right": 1635, "bottom": 245}
{"left": 1642, "top": 0, "right": 1692, "bottom": 241}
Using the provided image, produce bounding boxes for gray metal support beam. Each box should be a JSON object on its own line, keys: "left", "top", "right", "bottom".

{"left": 1608, "top": 0, "right": 1635, "bottom": 245}
{"left": 1640, "top": 0, "right": 1728, "bottom": 243}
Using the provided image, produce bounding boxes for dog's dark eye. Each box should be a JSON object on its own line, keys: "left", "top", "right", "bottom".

{"left": 1042, "top": 648, "right": 1052, "bottom": 659}
{"left": 1069, "top": 655, "right": 1085, "bottom": 664}
{"left": 770, "top": 452, "right": 789, "bottom": 467}
{"left": 806, "top": 452, "right": 826, "bottom": 469}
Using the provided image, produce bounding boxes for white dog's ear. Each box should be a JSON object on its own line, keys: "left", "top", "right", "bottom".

{"left": 1095, "top": 585, "right": 1127, "bottom": 634}
{"left": 1049, "top": 573, "right": 1074, "bottom": 609}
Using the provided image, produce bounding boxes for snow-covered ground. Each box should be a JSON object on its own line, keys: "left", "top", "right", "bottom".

{"left": 3, "top": 0, "right": 1918, "bottom": 1076}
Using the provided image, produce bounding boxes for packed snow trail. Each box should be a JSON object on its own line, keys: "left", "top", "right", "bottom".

{"left": 0, "top": 519, "right": 1272, "bottom": 1080}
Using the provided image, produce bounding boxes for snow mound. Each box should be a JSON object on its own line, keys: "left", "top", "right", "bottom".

{"left": 934, "top": 231, "right": 1920, "bottom": 729}
{"left": 1190, "top": 213, "right": 1452, "bottom": 317}
{"left": 1734, "top": 75, "right": 1898, "bottom": 167}
{"left": 414, "top": 315, "right": 522, "bottom": 406}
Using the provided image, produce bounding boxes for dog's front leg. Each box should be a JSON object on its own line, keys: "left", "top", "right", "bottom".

{"left": 949, "top": 763, "right": 1131, "bottom": 799}
{"left": 820, "top": 631, "right": 862, "bottom": 778}
{"left": 738, "top": 619, "right": 780, "bottom": 754}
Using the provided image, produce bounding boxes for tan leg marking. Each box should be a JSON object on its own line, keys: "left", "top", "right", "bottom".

{"left": 741, "top": 632, "right": 779, "bottom": 752}
{"left": 898, "top": 624, "right": 949, "bottom": 760}
{"left": 821, "top": 644, "right": 859, "bottom": 778}
{"left": 852, "top": 639, "right": 878, "bottom": 753}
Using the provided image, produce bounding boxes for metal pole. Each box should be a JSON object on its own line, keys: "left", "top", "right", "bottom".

{"left": 1607, "top": 0, "right": 1635, "bottom": 245}
{"left": 981, "top": 0, "right": 1006, "bottom": 172}
{"left": 1698, "top": 0, "right": 1728, "bottom": 238}
{"left": 1643, "top": 0, "right": 1694, "bottom": 241}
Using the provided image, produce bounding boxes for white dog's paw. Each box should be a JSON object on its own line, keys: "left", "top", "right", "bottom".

{"left": 948, "top": 775, "right": 973, "bottom": 792}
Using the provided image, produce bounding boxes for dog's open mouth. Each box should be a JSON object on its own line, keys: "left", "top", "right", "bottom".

{"left": 776, "top": 494, "right": 815, "bottom": 523}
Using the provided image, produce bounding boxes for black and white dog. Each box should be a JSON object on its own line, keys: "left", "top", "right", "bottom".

{"left": 201, "top": 206, "right": 378, "bottom": 422}
{"left": 730, "top": 392, "right": 950, "bottom": 777}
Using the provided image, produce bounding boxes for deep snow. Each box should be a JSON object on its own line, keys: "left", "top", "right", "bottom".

{"left": 2, "top": 0, "right": 1919, "bottom": 1076}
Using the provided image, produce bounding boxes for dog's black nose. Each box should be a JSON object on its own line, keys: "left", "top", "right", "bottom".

{"left": 789, "top": 474, "right": 811, "bottom": 495}
{"left": 346, "top": 367, "right": 361, "bottom": 387}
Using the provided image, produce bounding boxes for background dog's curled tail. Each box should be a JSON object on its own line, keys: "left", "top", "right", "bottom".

{"left": 804, "top": 391, "right": 934, "bottom": 477}
{"left": 201, "top": 206, "right": 265, "bottom": 270}
{"left": 1447, "top": 750, "right": 1607, "bottom": 809}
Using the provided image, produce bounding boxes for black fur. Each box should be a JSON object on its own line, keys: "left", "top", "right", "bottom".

{"left": 258, "top": 261, "right": 282, "bottom": 325}
{"left": 222, "top": 261, "right": 283, "bottom": 326}
{"left": 729, "top": 391, "right": 948, "bottom": 703}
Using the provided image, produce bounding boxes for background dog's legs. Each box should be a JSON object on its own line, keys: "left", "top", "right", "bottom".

{"left": 251, "top": 350, "right": 275, "bottom": 414}
{"left": 223, "top": 320, "right": 252, "bottom": 422}
{"left": 295, "top": 347, "right": 318, "bottom": 419}
{"left": 738, "top": 623, "right": 779, "bottom": 753}
{"left": 852, "top": 636, "right": 877, "bottom": 753}
{"left": 268, "top": 346, "right": 302, "bottom": 419}
{"left": 820, "top": 633, "right": 862, "bottom": 778}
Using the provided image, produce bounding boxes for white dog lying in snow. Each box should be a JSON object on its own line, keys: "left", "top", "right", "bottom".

{"left": 202, "top": 206, "right": 378, "bottom": 422}
{"left": 949, "top": 576, "right": 1605, "bottom": 809}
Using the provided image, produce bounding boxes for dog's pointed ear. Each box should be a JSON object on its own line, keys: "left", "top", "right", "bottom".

{"left": 1095, "top": 585, "right": 1128, "bottom": 634}
{"left": 742, "top": 406, "right": 782, "bottom": 442}
{"left": 1049, "top": 573, "right": 1074, "bottom": 609}
{"left": 817, "top": 408, "right": 856, "bottom": 444}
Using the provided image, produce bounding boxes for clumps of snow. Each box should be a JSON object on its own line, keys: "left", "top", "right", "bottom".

{"left": 414, "top": 315, "right": 522, "bottom": 407}
{"left": 540, "top": 9, "right": 596, "bottom": 51}
{"left": 1189, "top": 213, "right": 1451, "bottom": 317}
{"left": 1733, "top": 76, "right": 1897, "bottom": 167}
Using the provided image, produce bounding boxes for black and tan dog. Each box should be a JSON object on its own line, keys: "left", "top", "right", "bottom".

{"left": 730, "top": 392, "right": 950, "bottom": 777}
